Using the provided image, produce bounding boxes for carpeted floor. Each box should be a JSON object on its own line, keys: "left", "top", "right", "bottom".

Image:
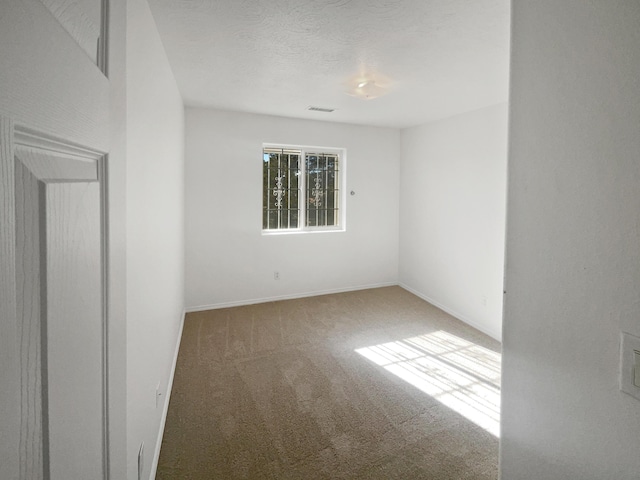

{"left": 157, "top": 286, "right": 500, "bottom": 479}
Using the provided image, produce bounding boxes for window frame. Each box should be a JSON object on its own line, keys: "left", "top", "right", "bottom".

{"left": 262, "top": 144, "right": 346, "bottom": 235}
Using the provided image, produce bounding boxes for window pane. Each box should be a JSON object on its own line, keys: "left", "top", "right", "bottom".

{"left": 305, "top": 153, "right": 339, "bottom": 227}
{"left": 263, "top": 148, "right": 301, "bottom": 230}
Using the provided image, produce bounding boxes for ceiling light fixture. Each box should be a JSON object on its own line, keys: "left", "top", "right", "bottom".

{"left": 346, "top": 74, "right": 391, "bottom": 100}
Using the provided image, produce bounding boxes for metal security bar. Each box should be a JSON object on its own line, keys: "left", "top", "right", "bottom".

{"left": 263, "top": 148, "right": 300, "bottom": 230}
{"left": 305, "top": 152, "right": 339, "bottom": 227}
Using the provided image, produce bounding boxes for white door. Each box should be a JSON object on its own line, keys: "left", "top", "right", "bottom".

{"left": 0, "top": 1, "right": 112, "bottom": 478}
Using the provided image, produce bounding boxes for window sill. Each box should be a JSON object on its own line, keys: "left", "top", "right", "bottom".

{"left": 261, "top": 227, "right": 346, "bottom": 236}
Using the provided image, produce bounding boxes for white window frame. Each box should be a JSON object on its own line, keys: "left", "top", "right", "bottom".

{"left": 262, "top": 144, "right": 346, "bottom": 235}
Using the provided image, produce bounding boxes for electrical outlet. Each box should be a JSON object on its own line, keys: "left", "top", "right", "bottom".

{"left": 138, "top": 442, "right": 144, "bottom": 480}
{"left": 274, "top": 271, "right": 280, "bottom": 280}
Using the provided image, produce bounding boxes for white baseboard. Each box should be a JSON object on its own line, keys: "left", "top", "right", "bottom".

{"left": 185, "top": 282, "right": 397, "bottom": 313}
{"left": 148, "top": 310, "right": 186, "bottom": 480}
{"left": 399, "top": 283, "right": 501, "bottom": 342}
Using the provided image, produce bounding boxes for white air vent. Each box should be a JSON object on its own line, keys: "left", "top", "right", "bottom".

{"left": 308, "top": 106, "right": 335, "bottom": 113}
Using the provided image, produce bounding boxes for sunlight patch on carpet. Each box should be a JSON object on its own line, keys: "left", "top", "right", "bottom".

{"left": 355, "top": 330, "right": 501, "bottom": 437}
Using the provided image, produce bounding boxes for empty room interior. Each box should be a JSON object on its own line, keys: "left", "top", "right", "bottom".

{"left": 2, "top": 1, "right": 640, "bottom": 479}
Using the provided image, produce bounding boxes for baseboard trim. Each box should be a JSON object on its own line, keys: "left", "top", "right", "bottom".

{"left": 148, "top": 310, "right": 186, "bottom": 480}
{"left": 185, "top": 282, "right": 397, "bottom": 313}
{"left": 399, "top": 283, "right": 501, "bottom": 342}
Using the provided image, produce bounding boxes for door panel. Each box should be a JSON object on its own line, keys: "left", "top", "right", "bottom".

{"left": 14, "top": 157, "right": 45, "bottom": 479}
{"left": 47, "top": 181, "right": 103, "bottom": 479}
{"left": 10, "top": 136, "right": 106, "bottom": 479}
{"left": 39, "top": 0, "right": 103, "bottom": 65}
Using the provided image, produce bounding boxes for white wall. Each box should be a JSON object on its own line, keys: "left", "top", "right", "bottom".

{"left": 399, "top": 104, "right": 507, "bottom": 340}
{"left": 126, "top": 0, "right": 184, "bottom": 478}
{"left": 502, "top": 2, "right": 640, "bottom": 479}
{"left": 185, "top": 109, "right": 400, "bottom": 309}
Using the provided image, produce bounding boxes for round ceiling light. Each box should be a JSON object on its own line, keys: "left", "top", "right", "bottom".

{"left": 345, "top": 73, "right": 392, "bottom": 100}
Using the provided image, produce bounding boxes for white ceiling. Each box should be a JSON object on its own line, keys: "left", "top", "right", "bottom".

{"left": 147, "top": 0, "right": 510, "bottom": 128}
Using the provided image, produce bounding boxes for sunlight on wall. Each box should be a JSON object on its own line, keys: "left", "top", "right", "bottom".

{"left": 355, "top": 330, "right": 501, "bottom": 436}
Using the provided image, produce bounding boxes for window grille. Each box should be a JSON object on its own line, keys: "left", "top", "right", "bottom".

{"left": 263, "top": 146, "right": 342, "bottom": 232}
{"left": 305, "top": 152, "right": 339, "bottom": 227}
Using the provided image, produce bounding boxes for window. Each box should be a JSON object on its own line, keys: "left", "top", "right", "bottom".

{"left": 262, "top": 146, "right": 343, "bottom": 232}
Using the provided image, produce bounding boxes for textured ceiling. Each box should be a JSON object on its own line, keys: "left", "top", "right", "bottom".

{"left": 147, "top": 0, "right": 510, "bottom": 128}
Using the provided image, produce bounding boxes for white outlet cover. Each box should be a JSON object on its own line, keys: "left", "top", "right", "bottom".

{"left": 620, "top": 331, "right": 640, "bottom": 401}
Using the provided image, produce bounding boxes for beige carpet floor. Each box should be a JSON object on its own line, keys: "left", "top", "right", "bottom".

{"left": 157, "top": 286, "right": 500, "bottom": 479}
